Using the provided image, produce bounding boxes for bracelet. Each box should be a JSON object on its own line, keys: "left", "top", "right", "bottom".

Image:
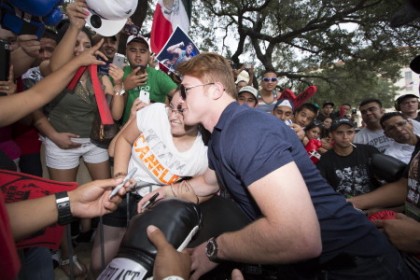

{"left": 183, "top": 180, "right": 199, "bottom": 204}
{"left": 114, "top": 172, "right": 127, "bottom": 178}
{"left": 114, "top": 83, "right": 125, "bottom": 95}
{"left": 170, "top": 184, "right": 177, "bottom": 197}
{"left": 162, "top": 276, "right": 184, "bottom": 280}
{"left": 55, "top": 192, "right": 73, "bottom": 225}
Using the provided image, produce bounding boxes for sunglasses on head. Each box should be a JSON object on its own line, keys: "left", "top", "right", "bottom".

{"left": 263, "top": 77, "right": 278, "bottom": 82}
{"left": 180, "top": 83, "right": 215, "bottom": 100}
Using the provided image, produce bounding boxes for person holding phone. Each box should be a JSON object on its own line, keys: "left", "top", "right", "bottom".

{"left": 118, "top": 35, "right": 177, "bottom": 124}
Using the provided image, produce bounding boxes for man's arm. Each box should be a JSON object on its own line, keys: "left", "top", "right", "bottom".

{"left": 166, "top": 42, "right": 183, "bottom": 56}
{"left": 216, "top": 162, "right": 321, "bottom": 263}
{"left": 6, "top": 177, "right": 129, "bottom": 241}
{"left": 190, "top": 162, "right": 322, "bottom": 280}
{"left": 348, "top": 177, "right": 407, "bottom": 210}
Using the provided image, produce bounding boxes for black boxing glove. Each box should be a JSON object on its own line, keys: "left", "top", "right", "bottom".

{"left": 98, "top": 198, "right": 201, "bottom": 280}
{"left": 369, "top": 153, "right": 407, "bottom": 183}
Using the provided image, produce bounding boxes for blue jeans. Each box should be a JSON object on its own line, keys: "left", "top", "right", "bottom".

{"left": 322, "top": 249, "right": 415, "bottom": 280}
{"left": 18, "top": 247, "right": 54, "bottom": 280}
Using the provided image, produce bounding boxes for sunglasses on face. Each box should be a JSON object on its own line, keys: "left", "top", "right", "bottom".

{"left": 166, "top": 105, "right": 184, "bottom": 116}
{"left": 263, "top": 77, "right": 278, "bottom": 83}
{"left": 180, "top": 83, "right": 215, "bottom": 100}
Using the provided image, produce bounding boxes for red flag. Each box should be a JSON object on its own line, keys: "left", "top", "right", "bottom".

{"left": 150, "top": 0, "right": 192, "bottom": 54}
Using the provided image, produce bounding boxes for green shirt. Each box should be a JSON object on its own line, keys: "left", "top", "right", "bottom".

{"left": 122, "top": 66, "right": 177, "bottom": 124}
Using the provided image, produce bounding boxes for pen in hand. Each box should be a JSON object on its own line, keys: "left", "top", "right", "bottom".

{"left": 109, "top": 167, "right": 138, "bottom": 199}
{"left": 142, "top": 193, "right": 159, "bottom": 210}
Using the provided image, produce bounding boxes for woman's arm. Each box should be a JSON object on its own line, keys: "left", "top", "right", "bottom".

{"left": 107, "top": 64, "right": 126, "bottom": 121}
{"left": 0, "top": 42, "right": 105, "bottom": 127}
{"left": 49, "top": 0, "right": 88, "bottom": 71}
{"left": 33, "top": 110, "right": 81, "bottom": 149}
{"left": 112, "top": 118, "right": 141, "bottom": 177}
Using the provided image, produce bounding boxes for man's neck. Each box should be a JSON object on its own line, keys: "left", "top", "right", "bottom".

{"left": 202, "top": 99, "right": 236, "bottom": 133}
{"left": 366, "top": 123, "right": 382, "bottom": 131}
{"left": 259, "top": 88, "right": 273, "bottom": 97}
{"left": 403, "top": 111, "right": 418, "bottom": 119}
{"left": 333, "top": 145, "right": 354, "bottom": 156}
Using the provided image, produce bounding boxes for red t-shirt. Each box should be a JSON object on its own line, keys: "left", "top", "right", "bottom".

{"left": 0, "top": 192, "right": 20, "bottom": 280}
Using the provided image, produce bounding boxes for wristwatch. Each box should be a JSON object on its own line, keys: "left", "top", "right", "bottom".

{"left": 55, "top": 191, "right": 73, "bottom": 225}
{"left": 206, "top": 236, "right": 220, "bottom": 262}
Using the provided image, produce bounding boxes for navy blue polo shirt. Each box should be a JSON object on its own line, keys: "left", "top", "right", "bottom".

{"left": 208, "top": 102, "right": 393, "bottom": 263}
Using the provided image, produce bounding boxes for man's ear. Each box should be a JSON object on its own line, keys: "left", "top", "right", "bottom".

{"left": 209, "top": 82, "right": 224, "bottom": 100}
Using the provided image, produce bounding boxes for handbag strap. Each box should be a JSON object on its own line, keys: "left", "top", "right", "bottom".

{"left": 66, "top": 65, "right": 114, "bottom": 125}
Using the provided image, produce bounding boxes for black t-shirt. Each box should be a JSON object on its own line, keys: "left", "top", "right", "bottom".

{"left": 317, "top": 144, "right": 381, "bottom": 197}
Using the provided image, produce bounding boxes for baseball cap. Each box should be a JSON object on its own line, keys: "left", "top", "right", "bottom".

{"left": 126, "top": 35, "right": 149, "bottom": 48}
{"left": 85, "top": 0, "right": 137, "bottom": 37}
{"left": 274, "top": 99, "right": 294, "bottom": 111}
{"left": 238, "top": 86, "right": 258, "bottom": 101}
{"left": 330, "top": 118, "right": 354, "bottom": 131}
{"left": 396, "top": 93, "right": 419, "bottom": 105}
{"left": 235, "top": 70, "right": 249, "bottom": 84}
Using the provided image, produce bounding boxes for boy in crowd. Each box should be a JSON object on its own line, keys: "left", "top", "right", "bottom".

{"left": 120, "top": 35, "right": 177, "bottom": 124}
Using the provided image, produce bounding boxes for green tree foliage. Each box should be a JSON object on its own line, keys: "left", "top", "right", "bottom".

{"left": 185, "top": 0, "right": 420, "bottom": 105}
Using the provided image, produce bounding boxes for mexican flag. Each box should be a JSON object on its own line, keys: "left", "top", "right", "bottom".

{"left": 150, "top": 0, "right": 192, "bottom": 54}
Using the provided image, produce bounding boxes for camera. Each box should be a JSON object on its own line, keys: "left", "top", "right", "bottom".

{"left": 0, "top": 39, "right": 10, "bottom": 81}
{"left": 123, "top": 23, "right": 140, "bottom": 36}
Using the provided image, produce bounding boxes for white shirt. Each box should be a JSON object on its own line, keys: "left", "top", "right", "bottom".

{"left": 128, "top": 103, "right": 208, "bottom": 196}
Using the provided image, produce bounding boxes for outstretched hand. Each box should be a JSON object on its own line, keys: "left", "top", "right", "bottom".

{"left": 68, "top": 177, "right": 134, "bottom": 218}
{"left": 147, "top": 225, "right": 191, "bottom": 280}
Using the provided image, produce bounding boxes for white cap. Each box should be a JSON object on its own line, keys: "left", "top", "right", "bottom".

{"left": 85, "top": 0, "right": 138, "bottom": 37}
{"left": 238, "top": 86, "right": 258, "bottom": 100}
{"left": 235, "top": 70, "right": 249, "bottom": 84}
{"left": 274, "top": 99, "right": 294, "bottom": 110}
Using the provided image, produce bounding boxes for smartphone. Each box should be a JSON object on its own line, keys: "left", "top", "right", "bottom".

{"left": 138, "top": 89, "right": 150, "bottom": 104}
{"left": 134, "top": 65, "right": 146, "bottom": 75}
{"left": 0, "top": 39, "right": 10, "bottom": 81}
{"left": 112, "top": 53, "right": 126, "bottom": 69}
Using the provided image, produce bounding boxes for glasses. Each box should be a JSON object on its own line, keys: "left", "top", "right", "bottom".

{"left": 180, "top": 83, "right": 214, "bottom": 100}
{"left": 166, "top": 105, "right": 184, "bottom": 116}
{"left": 384, "top": 120, "right": 408, "bottom": 134}
{"left": 263, "top": 77, "right": 278, "bottom": 83}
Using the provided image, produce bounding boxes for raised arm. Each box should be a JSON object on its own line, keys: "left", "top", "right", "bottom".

{"left": 0, "top": 40, "right": 105, "bottom": 127}
{"left": 49, "top": 0, "right": 88, "bottom": 71}
{"left": 166, "top": 42, "right": 184, "bottom": 56}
